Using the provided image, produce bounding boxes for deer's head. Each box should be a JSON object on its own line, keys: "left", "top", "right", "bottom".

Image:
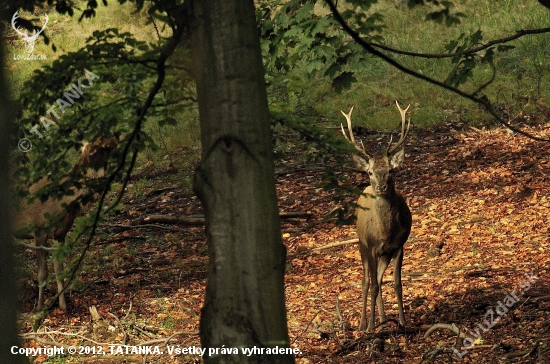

{"left": 340, "top": 102, "right": 411, "bottom": 196}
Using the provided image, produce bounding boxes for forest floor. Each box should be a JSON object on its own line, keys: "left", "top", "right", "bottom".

{"left": 17, "top": 122, "right": 550, "bottom": 364}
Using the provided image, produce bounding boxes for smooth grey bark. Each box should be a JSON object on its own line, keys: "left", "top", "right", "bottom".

{"left": 0, "top": 11, "right": 30, "bottom": 364}
{"left": 189, "top": 0, "right": 293, "bottom": 362}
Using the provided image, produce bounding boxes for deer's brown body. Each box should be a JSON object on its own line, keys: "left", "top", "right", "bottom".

{"left": 356, "top": 177, "right": 411, "bottom": 332}
{"left": 13, "top": 138, "right": 116, "bottom": 311}
{"left": 341, "top": 102, "right": 412, "bottom": 332}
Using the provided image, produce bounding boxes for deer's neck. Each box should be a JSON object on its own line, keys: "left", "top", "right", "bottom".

{"left": 366, "top": 187, "right": 404, "bottom": 227}
{"left": 368, "top": 191, "right": 405, "bottom": 252}
{"left": 373, "top": 192, "right": 396, "bottom": 218}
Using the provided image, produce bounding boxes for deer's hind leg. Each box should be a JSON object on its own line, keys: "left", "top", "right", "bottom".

{"left": 53, "top": 258, "right": 67, "bottom": 311}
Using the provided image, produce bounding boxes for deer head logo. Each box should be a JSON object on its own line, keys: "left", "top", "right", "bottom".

{"left": 11, "top": 11, "right": 48, "bottom": 55}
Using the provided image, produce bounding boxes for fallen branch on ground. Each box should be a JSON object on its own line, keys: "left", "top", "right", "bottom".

{"left": 288, "top": 238, "right": 359, "bottom": 257}
{"left": 424, "top": 323, "right": 475, "bottom": 339}
{"left": 501, "top": 340, "right": 540, "bottom": 359}
{"left": 128, "top": 211, "right": 312, "bottom": 226}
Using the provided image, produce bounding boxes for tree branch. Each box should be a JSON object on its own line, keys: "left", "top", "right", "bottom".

{"left": 324, "top": 0, "right": 550, "bottom": 142}
{"left": 370, "top": 27, "right": 550, "bottom": 59}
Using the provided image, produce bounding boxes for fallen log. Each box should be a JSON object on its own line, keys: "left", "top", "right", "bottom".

{"left": 130, "top": 211, "right": 312, "bottom": 226}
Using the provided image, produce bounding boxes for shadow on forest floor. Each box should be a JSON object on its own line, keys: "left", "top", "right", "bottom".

{"left": 17, "top": 124, "right": 550, "bottom": 363}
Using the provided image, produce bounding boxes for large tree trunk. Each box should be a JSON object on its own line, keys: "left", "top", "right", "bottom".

{"left": 0, "top": 12, "right": 30, "bottom": 364}
{"left": 190, "top": 0, "right": 293, "bottom": 362}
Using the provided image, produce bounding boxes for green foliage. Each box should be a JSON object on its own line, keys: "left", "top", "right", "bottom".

{"left": 332, "top": 71, "right": 357, "bottom": 93}
{"left": 443, "top": 30, "right": 482, "bottom": 87}
{"left": 257, "top": 0, "right": 550, "bottom": 224}
{"left": 10, "top": 1, "right": 195, "bottom": 313}
{"left": 13, "top": 27, "right": 154, "bottom": 191}
{"left": 258, "top": 0, "right": 381, "bottom": 94}
{"left": 270, "top": 105, "right": 368, "bottom": 224}
{"left": 9, "top": 0, "right": 550, "bottom": 232}
{"left": 259, "top": 0, "right": 550, "bottom": 128}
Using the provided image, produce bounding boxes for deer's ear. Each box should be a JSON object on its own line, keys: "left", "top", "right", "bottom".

{"left": 352, "top": 155, "right": 370, "bottom": 172}
{"left": 389, "top": 147, "right": 405, "bottom": 169}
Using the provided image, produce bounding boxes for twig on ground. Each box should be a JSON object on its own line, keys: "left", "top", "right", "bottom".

{"left": 291, "top": 309, "right": 323, "bottom": 345}
{"left": 126, "top": 211, "right": 312, "bottom": 227}
{"left": 335, "top": 295, "right": 346, "bottom": 342}
{"left": 418, "top": 346, "right": 446, "bottom": 363}
{"left": 501, "top": 340, "right": 540, "bottom": 359}
{"left": 123, "top": 301, "right": 133, "bottom": 321}
{"left": 108, "top": 312, "right": 127, "bottom": 344}
{"left": 288, "top": 238, "right": 359, "bottom": 257}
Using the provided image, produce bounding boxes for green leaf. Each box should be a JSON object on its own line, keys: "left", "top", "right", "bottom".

{"left": 294, "top": 3, "right": 314, "bottom": 22}
{"left": 324, "top": 63, "right": 341, "bottom": 78}
{"left": 470, "top": 29, "right": 483, "bottom": 45}
{"left": 482, "top": 48, "right": 494, "bottom": 64}
{"left": 332, "top": 72, "right": 357, "bottom": 93}
{"left": 306, "top": 60, "right": 324, "bottom": 73}
{"left": 445, "top": 39, "right": 459, "bottom": 53}
{"left": 444, "top": 58, "right": 476, "bottom": 87}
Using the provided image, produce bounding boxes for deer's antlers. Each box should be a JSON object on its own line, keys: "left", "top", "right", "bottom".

{"left": 340, "top": 106, "right": 370, "bottom": 159}
{"left": 387, "top": 101, "right": 411, "bottom": 156}
{"left": 340, "top": 102, "right": 411, "bottom": 158}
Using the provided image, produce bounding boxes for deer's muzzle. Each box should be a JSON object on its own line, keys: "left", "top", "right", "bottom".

{"left": 376, "top": 183, "right": 388, "bottom": 193}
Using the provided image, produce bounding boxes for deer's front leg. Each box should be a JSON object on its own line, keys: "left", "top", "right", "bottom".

{"left": 358, "top": 242, "right": 371, "bottom": 331}
{"left": 366, "top": 252, "right": 380, "bottom": 333}
{"left": 376, "top": 254, "right": 392, "bottom": 325}
{"left": 393, "top": 247, "right": 405, "bottom": 327}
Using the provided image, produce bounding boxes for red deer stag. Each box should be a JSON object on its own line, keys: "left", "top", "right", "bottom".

{"left": 13, "top": 137, "right": 117, "bottom": 311}
{"left": 340, "top": 102, "right": 412, "bottom": 332}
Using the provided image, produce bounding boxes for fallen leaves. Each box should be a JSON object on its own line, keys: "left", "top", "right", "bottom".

{"left": 17, "top": 124, "right": 550, "bottom": 363}
{"left": 282, "top": 125, "right": 550, "bottom": 362}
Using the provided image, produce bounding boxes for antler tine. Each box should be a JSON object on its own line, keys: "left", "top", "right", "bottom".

{"left": 340, "top": 106, "right": 355, "bottom": 144}
{"left": 387, "top": 101, "right": 411, "bottom": 155}
{"left": 386, "top": 134, "right": 393, "bottom": 151}
{"left": 340, "top": 106, "right": 369, "bottom": 157}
